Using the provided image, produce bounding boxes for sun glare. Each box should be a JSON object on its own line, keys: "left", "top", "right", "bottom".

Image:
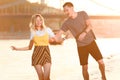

{"left": 27, "top": 0, "right": 39, "bottom": 3}
{"left": 27, "top": 0, "right": 120, "bottom": 16}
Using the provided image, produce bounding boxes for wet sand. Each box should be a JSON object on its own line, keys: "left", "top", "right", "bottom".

{"left": 0, "top": 38, "right": 120, "bottom": 80}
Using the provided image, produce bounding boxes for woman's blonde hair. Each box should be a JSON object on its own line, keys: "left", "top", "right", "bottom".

{"left": 29, "top": 14, "right": 46, "bottom": 33}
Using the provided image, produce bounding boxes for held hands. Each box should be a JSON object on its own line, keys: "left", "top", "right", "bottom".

{"left": 49, "top": 34, "right": 67, "bottom": 45}
{"left": 49, "top": 30, "right": 66, "bottom": 45}
{"left": 49, "top": 37, "right": 64, "bottom": 45}
{"left": 49, "top": 37, "right": 56, "bottom": 44}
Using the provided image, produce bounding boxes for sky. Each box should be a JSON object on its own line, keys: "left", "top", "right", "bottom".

{"left": 27, "top": 0, "right": 120, "bottom": 16}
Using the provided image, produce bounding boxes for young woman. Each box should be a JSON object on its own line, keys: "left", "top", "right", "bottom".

{"left": 11, "top": 14, "right": 56, "bottom": 80}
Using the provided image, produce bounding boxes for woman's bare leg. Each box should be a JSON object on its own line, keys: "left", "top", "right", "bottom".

{"left": 34, "top": 65, "right": 44, "bottom": 80}
{"left": 43, "top": 63, "right": 51, "bottom": 80}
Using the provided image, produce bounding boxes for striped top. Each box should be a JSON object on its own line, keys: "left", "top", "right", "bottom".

{"left": 61, "top": 11, "right": 96, "bottom": 46}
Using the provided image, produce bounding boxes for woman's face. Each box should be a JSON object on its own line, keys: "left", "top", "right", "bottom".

{"left": 35, "top": 16, "right": 42, "bottom": 28}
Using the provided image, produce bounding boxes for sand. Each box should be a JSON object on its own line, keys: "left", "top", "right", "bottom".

{"left": 0, "top": 38, "right": 120, "bottom": 80}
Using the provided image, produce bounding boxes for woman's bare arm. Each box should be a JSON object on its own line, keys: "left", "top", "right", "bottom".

{"left": 11, "top": 40, "right": 34, "bottom": 51}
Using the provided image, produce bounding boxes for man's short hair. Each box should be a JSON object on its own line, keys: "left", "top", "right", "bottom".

{"left": 63, "top": 2, "right": 74, "bottom": 7}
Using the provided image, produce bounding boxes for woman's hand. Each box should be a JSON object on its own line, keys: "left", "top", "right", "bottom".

{"left": 11, "top": 46, "right": 17, "bottom": 50}
{"left": 49, "top": 37, "right": 63, "bottom": 45}
{"left": 49, "top": 37, "right": 55, "bottom": 43}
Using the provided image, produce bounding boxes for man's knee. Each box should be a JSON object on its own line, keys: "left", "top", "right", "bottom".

{"left": 97, "top": 59, "right": 105, "bottom": 67}
{"left": 82, "top": 65, "right": 88, "bottom": 71}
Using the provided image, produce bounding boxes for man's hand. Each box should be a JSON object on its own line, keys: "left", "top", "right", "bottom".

{"left": 49, "top": 37, "right": 63, "bottom": 45}
{"left": 78, "top": 32, "right": 87, "bottom": 41}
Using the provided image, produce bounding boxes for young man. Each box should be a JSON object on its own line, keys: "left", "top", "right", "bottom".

{"left": 55, "top": 2, "right": 106, "bottom": 80}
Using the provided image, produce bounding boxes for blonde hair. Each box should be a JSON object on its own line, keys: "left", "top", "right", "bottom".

{"left": 29, "top": 14, "right": 46, "bottom": 33}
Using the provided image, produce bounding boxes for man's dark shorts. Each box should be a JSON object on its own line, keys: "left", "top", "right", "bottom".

{"left": 77, "top": 40, "right": 103, "bottom": 65}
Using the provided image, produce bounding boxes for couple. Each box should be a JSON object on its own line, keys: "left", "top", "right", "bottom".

{"left": 11, "top": 2, "right": 106, "bottom": 80}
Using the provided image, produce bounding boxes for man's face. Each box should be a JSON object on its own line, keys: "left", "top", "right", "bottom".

{"left": 63, "top": 6, "right": 73, "bottom": 17}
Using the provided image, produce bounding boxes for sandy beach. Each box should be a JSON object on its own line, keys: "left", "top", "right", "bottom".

{"left": 0, "top": 38, "right": 120, "bottom": 80}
